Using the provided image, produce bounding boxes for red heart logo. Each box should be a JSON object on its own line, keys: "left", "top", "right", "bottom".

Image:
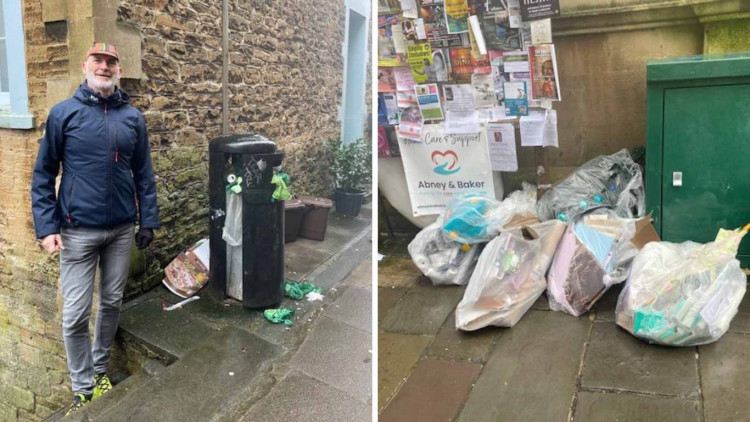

{"left": 431, "top": 150, "right": 458, "bottom": 170}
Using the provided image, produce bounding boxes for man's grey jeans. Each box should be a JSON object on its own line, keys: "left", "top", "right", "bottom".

{"left": 59, "top": 223, "right": 134, "bottom": 395}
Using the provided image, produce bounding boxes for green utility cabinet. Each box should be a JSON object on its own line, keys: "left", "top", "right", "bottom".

{"left": 646, "top": 53, "right": 750, "bottom": 268}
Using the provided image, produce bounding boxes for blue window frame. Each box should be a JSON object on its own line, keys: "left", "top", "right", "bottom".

{"left": 0, "top": 0, "right": 34, "bottom": 129}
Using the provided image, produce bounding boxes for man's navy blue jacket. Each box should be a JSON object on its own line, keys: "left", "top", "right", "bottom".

{"left": 31, "top": 82, "right": 160, "bottom": 239}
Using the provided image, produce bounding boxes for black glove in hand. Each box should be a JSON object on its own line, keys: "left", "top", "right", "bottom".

{"left": 135, "top": 228, "right": 154, "bottom": 250}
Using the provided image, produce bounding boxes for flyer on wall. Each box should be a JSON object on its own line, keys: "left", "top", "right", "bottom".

{"left": 415, "top": 84, "right": 445, "bottom": 120}
{"left": 444, "top": 0, "right": 469, "bottom": 34}
{"left": 519, "top": 0, "right": 560, "bottom": 21}
{"left": 398, "top": 106, "right": 424, "bottom": 140}
{"left": 529, "top": 44, "right": 561, "bottom": 100}
{"left": 503, "top": 80, "right": 529, "bottom": 116}
{"left": 486, "top": 122, "right": 518, "bottom": 172}
{"left": 398, "top": 123, "right": 496, "bottom": 216}
{"left": 408, "top": 43, "right": 433, "bottom": 83}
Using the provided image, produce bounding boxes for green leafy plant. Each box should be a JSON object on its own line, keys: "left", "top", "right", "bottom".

{"left": 330, "top": 138, "right": 371, "bottom": 192}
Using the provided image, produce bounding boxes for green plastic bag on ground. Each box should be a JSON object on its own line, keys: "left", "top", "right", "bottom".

{"left": 263, "top": 308, "right": 295, "bottom": 326}
{"left": 284, "top": 281, "right": 322, "bottom": 300}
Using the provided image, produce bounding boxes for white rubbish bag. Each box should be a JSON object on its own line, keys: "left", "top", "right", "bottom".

{"left": 408, "top": 222, "right": 479, "bottom": 286}
{"left": 455, "top": 220, "right": 566, "bottom": 330}
{"left": 615, "top": 225, "right": 749, "bottom": 346}
{"left": 222, "top": 191, "right": 243, "bottom": 301}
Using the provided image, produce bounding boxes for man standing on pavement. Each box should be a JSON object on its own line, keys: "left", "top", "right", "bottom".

{"left": 31, "top": 43, "right": 160, "bottom": 416}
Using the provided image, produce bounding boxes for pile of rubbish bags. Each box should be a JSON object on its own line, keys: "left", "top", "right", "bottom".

{"left": 407, "top": 149, "right": 748, "bottom": 346}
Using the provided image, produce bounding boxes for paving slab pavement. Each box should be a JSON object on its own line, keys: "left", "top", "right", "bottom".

{"left": 378, "top": 242, "right": 750, "bottom": 421}
{"left": 290, "top": 316, "right": 372, "bottom": 403}
{"left": 97, "top": 328, "right": 281, "bottom": 421}
{"left": 380, "top": 276, "right": 465, "bottom": 334}
{"left": 573, "top": 391, "right": 701, "bottom": 422}
{"left": 458, "top": 310, "right": 590, "bottom": 422}
{"left": 377, "top": 256, "right": 421, "bottom": 288}
{"left": 97, "top": 203, "right": 373, "bottom": 422}
{"left": 582, "top": 322, "right": 699, "bottom": 397}
{"left": 240, "top": 371, "right": 370, "bottom": 422}
{"left": 699, "top": 332, "right": 750, "bottom": 421}
{"left": 378, "top": 332, "right": 433, "bottom": 411}
{"left": 424, "top": 312, "right": 502, "bottom": 364}
{"left": 380, "top": 359, "right": 482, "bottom": 422}
{"left": 325, "top": 285, "right": 372, "bottom": 332}
{"left": 378, "top": 286, "right": 408, "bottom": 323}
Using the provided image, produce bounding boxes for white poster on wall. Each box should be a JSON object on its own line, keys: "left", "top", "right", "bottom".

{"left": 398, "top": 123, "right": 496, "bottom": 216}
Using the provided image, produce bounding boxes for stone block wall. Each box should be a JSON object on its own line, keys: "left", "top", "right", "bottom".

{"left": 116, "top": 0, "right": 349, "bottom": 294}
{"left": 115, "top": 0, "right": 225, "bottom": 294}
{"left": 225, "top": 0, "right": 346, "bottom": 197}
{"left": 0, "top": 1, "right": 73, "bottom": 419}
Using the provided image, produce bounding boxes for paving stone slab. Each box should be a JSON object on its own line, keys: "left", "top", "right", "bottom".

{"left": 425, "top": 312, "right": 502, "bottom": 364}
{"left": 98, "top": 328, "right": 281, "bottom": 421}
{"left": 119, "top": 297, "right": 219, "bottom": 359}
{"left": 728, "top": 292, "right": 750, "bottom": 334}
{"left": 290, "top": 316, "right": 371, "bottom": 403}
{"left": 378, "top": 256, "right": 421, "bottom": 288}
{"left": 378, "top": 332, "right": 434, "bottom": 411}
{"left": 458, "top": 310, "right": 589, "bottom": 422}
{"left": 379, "top": 359, "right": 481, "bottom": 422}
{"left": 700, "top": 333, "right": 750, "bottom": 422}
{"left": 574, "top": 391, "right": 701, "bottom": 422}
{"left": 344, "top": 258, "right": 372, "bottom": 288}
{"left": 325, "top": 286, "right": 372, "bottom": 332}
{"left": 581, "top": 322, "right": 699, "bottom": 397}
{"left": 240, "top": 371, "right": 370, "bottom": 422}
{"left": 380, "top": 278, "right": 465, "bottom": 334}
{"left": 285, "top": 244, "right": 332, "bottom": 281}
{"left": 378, "top": 286, "right": 408, "bottom": 323}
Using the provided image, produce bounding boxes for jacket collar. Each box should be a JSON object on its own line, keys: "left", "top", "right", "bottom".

{"left": 74, "top": 81, "right": 130, "bottom": 107}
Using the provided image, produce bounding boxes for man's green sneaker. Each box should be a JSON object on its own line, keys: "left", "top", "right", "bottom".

{"left": 65, "top": 393, "right": 91, "bottom": 416}
{"left": 93, "top": 373, "right": 113, "bottom": 399}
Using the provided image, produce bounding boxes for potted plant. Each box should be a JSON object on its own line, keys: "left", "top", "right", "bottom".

{"left": 331, "top": 137, "right": 371, "bottom": 217}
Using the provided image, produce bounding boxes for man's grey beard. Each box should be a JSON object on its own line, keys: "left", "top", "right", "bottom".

{"left": 86, "top": 69, "right": 120, "bottom": 93}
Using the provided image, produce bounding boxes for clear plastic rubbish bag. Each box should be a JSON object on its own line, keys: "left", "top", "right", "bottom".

{"left": 440, "top": 183, "right": 537, "bottom": 244}
{"left": 222, "top": 192, "right": 243, "bottom": 300}
{"left": 456, "top": 220, "right": 566, "bottom": 330}
{"left": 615, "top": 226, "right": 749, "bottom": 346}
{"left": 536, "top": 149, "right": 645, "bottom": 222}
{"left": 546, "top": 208, "right": 643, "bottom": 317}
{"left": 408, "top": 222, "right": 479, "bottom": 286}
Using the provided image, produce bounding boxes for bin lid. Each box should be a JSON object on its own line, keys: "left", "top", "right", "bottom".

{"left": 209, "top": 134, "right": 277, "bottom": 154}
{"left": 285, "top": 199, "right": 306, "bottom": 210}
{"left": 299, "top": 196, "right": 333, "bottom": 208}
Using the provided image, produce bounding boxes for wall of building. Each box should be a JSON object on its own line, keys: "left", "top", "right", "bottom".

{"left": 0, "top": 0, "right": 353, "bottom": 418}
{"left": 0, "top": 0, "right": 71, "bottom": 418}
{"left": 491, "top": 0, "right": 750, "bottom": 190}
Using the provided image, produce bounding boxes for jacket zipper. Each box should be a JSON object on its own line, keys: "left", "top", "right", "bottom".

{"left": 105, "top": 102, "right": 111, "bottom": 227}
{"left": 115, "top": 124, "right": 119, "bottom": 163}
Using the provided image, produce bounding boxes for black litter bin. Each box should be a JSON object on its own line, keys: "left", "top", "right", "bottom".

{"left": 208, "top": 134, "right": 285, "bottom": 308}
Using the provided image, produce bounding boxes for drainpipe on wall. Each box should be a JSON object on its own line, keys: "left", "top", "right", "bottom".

{"left": 222, "top": 0, "right": 229, "bottom": 134}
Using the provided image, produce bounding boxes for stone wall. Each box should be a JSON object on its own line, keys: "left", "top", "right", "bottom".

{"left": 116, "top": 0, "right": 348, "bottom": 294}
{"left": 0, "top": 0, "right": 351, "bottom": 419}
{"left": 0, "top": 0, "right": 72, "bottom": 419}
